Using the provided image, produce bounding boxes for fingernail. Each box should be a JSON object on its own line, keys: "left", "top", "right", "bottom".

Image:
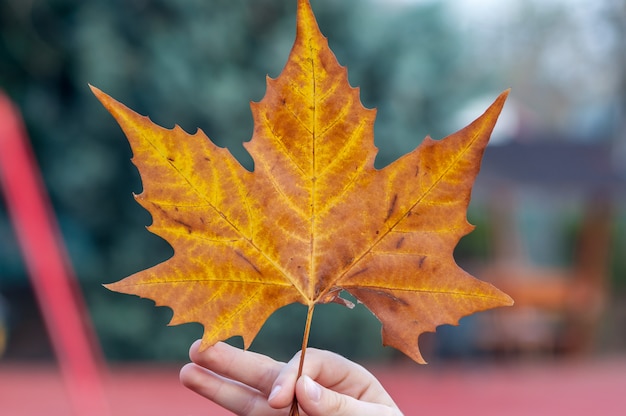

{"left": 268, "top": 384, "right": 281, "bottom": 401}
{"left": 303, "top": 375, "right": 321, "bottom": 402}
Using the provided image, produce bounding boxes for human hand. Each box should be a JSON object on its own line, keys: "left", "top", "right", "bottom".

{"left": 180, "top": 340, "right": 403, "bottom": 416}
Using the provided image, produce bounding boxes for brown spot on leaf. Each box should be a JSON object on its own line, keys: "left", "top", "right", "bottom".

{"left": 359, "top": 287, "right": 409, "bottom": 307}
{"left": 346, "top": 267, "right": 368, "bottom": 280}
{"left": 235, "top": 250, "right": 262, "bottom": 275}
{"left": 385, "top": 194, "right": 398, "bottom": 222}
{"left": 172, "top": 218, "right": 193, "bottom": 234}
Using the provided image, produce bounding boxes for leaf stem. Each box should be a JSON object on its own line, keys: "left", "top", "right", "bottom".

{"left": 289, "top": 303, "right": 316, "bottom": 416}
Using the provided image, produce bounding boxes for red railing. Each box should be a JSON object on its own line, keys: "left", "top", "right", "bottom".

{"left": 0, "top": 91, "right": 110, "bottom": 415}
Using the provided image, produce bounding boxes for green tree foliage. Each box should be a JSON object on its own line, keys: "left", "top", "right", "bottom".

{"left": 0, "top": 0, "right": 490, "bottom": 360}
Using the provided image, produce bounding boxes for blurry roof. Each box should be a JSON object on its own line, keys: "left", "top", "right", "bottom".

{"left": 478, "top": 141, "right": 625, "bottom": 193}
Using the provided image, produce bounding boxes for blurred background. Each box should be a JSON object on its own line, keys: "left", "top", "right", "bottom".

{"left": 1, "top": 0, "right": 625, "bottom": 414}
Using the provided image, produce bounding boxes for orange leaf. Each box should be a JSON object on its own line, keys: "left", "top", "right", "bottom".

{"left": 93, "top": 0, "right": 512, "bottom": 364}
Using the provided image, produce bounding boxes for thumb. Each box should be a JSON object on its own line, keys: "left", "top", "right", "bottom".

{"left": 295, "top": 375, "right": 397, "bottom": 416}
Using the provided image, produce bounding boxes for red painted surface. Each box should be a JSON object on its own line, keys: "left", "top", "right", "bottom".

{"left": 0, "top": 357, "right": 625, "bottom": 415}
{"left": 0, "top": 92, "right": 110, "bottom": 415}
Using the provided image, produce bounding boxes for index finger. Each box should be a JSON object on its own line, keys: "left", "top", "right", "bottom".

{"left": 188, "top": 340, "right": 284, "bottom": 396}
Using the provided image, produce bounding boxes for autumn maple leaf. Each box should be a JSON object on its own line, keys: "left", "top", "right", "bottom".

{"left": 93, "top": 0, "right": 512, "bottom": 366}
